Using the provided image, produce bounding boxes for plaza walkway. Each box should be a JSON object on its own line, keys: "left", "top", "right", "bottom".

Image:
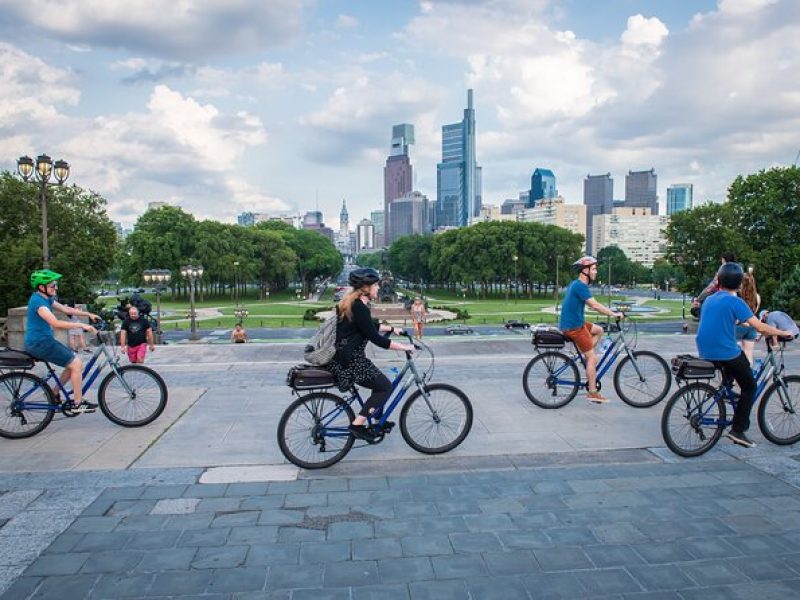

{"left": 1, "top": 335, "right": 799, "bottom": 598}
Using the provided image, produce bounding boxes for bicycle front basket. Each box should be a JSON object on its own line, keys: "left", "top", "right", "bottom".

{"left": 286, "top": 364, "right": 336, "bottom": 390}
{"left": 532, "top": 328, "right": 567, "bottom": 349}
{"left": 0, "top": 347, "right": 35, "bottom": 370}
{"left": 671, "top": 354, "right": 716, "bottom": 380}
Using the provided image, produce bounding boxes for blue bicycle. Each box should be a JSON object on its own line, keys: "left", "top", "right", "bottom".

{"left": 661, "top": 337, "right": 800, "bottom": 457}
{"left": 0, "top": 325, "right": 167, "bottom": 439}
{"left": 278, "top": 335, "right": 473, "bottom": 469}
{"left": 522, "top": 316, "right": 671, "bottom": 408}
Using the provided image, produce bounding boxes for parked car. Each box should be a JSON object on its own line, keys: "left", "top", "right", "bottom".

{"left": 445, "top": 324, "right": 474, "bottom": 335}
{"left": 503, "top": 319, "right": 530, "bottom": 329}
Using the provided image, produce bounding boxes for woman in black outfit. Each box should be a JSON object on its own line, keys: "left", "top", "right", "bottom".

{"left": 330, "top": 268, "right": 415, "bottom": 442}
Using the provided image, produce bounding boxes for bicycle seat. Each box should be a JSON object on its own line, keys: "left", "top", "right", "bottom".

{"left": 0, "top": 347, "right": 36, "bottom": 370}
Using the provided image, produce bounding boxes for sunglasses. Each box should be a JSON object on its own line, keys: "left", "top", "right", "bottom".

{"left": 46, "top": 282, "right": 58, "bottom": 289}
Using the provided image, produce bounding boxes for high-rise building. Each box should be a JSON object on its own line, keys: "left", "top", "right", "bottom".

{"left": 389, "top": 191, "right": 429, "bottom": 242}
{"left": 517, "top": 197, "right": 587, "bottom": 240}
{"left": 666, "top": 183, "right": 693, "bottom": 215}
{"left": 335, "top": 201, "right": 353, "bottom": 256}
{"left": 370, "top": 209, "right": 385, "bottom": 248}
{"left": 237, "top": 211, "right": 270, "bottom": 226}
{"left": 303, "top": 211, "right": 323, "bottom": 228}
{"left": 339, "top": 200, "right": 349, "bottom": 237}
{"left": 592, "top": 206, "right": 668, "bottom": 267}
{"left": 356, "top": 219, "right": 375, "bottom": 253}
{"left": 583, "top": 173, "right": 614, "bottom": 253}
{"left": 501, "top": 198, "right": 527, "bottom": 215}
{"left": 529, "top": 168, "right": 557, "bottom": 206}
{"left": 384, "top": 124, "right": 415, "bottom": 245}
{"left": 436, "top": 89, "right": 481, "bottom": 229}
{"left": 625, "top": 168, "right": 659, "bottom": 215}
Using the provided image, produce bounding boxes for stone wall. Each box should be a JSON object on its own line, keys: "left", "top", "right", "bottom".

{"left": 5, "top": 306, "right": 74, "bottom": 350}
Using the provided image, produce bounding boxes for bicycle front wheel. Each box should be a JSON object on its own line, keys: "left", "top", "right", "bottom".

{"left": 98, "top": 365, "right": 168, "bottom": 427}
{"left": 278, "top": 392, "right": 355, "bottom": 469}
{"left": 522, "top": 352, "right": 579, "bottom": 408}
{"left": 614, "top": 351, "right": 671, "bottom": 408}
{"left": 661, "top": 382, "right": 725, "bottom": 457}
{"left": 400, "top": 383, "right": 472, "bottom": 454}
{"left": 0, "top": 372, "right": 56, "bottom": 439}
{"left": 758, "top": 375, "right": 800, "bottom": 445}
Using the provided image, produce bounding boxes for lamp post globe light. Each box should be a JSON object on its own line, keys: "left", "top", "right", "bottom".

{"left": 180, "top": 265, "right": 204, "bottom": 341}
{"left": 143, "top": 269, "right": 171, "bottom": 344}
{"left": 17, "top": 154, "right": 70, "bottom": 269}
{"left": 512, "top": 254, "right": 518, "bottom": 304}
{"left": 234, "top": 307, "right": 249, "bottom": 325}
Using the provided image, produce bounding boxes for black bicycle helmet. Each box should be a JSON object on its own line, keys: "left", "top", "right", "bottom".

{"left": 349, "top": 267, "right": 380, "bottom": 288}
{"left": 717, "top": 262, "right": 744, "bottom": 290}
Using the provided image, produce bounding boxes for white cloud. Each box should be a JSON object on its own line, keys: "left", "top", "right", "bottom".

{"left": 0, "top": 0, "right": 309, "bottom": 60}
{"left": 620, "top": 14, "right": 669, "bottom": 50}
{"left": 336, "top": 14, "right": 359, "bottom": 28}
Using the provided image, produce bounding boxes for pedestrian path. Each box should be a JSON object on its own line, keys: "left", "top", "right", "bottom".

{"left": 2, "top": 450, "right": 799, "bottom": 599}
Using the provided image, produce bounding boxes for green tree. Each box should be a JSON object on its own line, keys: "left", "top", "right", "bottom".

{"left": 0, "top": 172, "right": 117, "bottom": 314}
{"left": 771, "top": 265, "right": 800, "bottom": 317}
{"left": 596, "top": 246, "right": 650, "bottom": 287}
{"left": 354, "top": 252, "right": 383, "bottom": 269}
{"left": 727, "top": 166, "right": 800, "bottom": 304}
{"left": 665, "top": 203, "right": 746, "bottom": 295}
{"left": 388, "top": 235, "right": 433, "bottom": 284}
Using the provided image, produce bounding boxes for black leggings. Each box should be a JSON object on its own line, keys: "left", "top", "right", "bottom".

{"left": 358, "top": 371, "right": 392, "bottom": 418}
{"left": 717, "top": 351, "right": 757, "bottom": 433}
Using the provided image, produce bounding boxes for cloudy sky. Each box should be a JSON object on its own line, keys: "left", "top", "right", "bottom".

{"left": 1, "top": 0, "right": 798, "bottom": 229}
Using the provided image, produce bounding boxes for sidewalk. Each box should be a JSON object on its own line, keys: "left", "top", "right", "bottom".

{"left": 1, "top": 335, "right": 799, "bottom": 598}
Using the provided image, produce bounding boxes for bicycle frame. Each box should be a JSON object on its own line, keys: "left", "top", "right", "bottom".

{"left": 309, "top": 348, "right": 430, "bottom": 440}
{"left": 696, "top": 341, "right": 786, "bottom": 428}
{"left": 546, "top": 320, "right": 640, "bottom": 389}
{"left": 9, "top": 337, "right": 130, "bottom": 412}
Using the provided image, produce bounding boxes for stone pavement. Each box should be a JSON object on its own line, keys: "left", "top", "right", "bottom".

{"left": 1, "top": 334, "right": 799, "bottom": 598}
{"left": 2, "top": 451, "right": 800, "bottom": 599}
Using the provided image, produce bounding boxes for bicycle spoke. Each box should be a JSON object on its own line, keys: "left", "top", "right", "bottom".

{"left": 0, "top": 373, "right": 55, "bottom": 439}
{"left": 278, "top": 393, "right": 355, "bottom": 469}
{"left": 758, "top": 375, "right": 800, "bottom": 445}
{"left": 400, "top": 384, "right": 472, "bottom": 454}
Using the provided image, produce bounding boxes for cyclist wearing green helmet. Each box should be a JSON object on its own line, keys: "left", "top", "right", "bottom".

{"left": 25, "top": 269, "right": 100, "bottom": 413}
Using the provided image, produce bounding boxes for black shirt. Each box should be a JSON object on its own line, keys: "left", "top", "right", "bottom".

{"left": 334, "top": 300, "right": 390, "bottom": 364}
{"left": 122, "top": 316, "right": 151, "bottom": 346}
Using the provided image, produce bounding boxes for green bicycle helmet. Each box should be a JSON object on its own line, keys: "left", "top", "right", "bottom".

{"left": 30, "top": 269, "right": 62, "bottom": 289}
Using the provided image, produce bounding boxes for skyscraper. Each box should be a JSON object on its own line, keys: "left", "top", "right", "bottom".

{"left": 388, "top": 191, "right": 429, "bottom": 242}
{"left": 583, "top": 173, "right": 614, "bottom": 253}
{"left": 666, "top": 183, "right": 693, "bottom": 215}
{"left": 529, "top": 168, "right": 557, "bottom": 206}
{"left": 370, "top": 209, "right": 385, "bottom": 248}
{"left": 356, "top": 219, "right": 375, "bottom": 252}
{"left": 625, "top": 169, "right": 659, "bottom": 215}
{"left": 384, "top": 124, "right": 415, "bottom": 245}
{"left": 436, "top": 89, "right": 481, "bottom": 228}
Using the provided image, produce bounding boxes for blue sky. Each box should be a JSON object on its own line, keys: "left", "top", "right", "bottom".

{"left": 1, "top": 0, "right": 798, "bottom": 229}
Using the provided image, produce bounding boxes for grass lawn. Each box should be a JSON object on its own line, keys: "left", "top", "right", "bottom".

{"left": 93, "top": 286, "right": 689, "bottom": 329}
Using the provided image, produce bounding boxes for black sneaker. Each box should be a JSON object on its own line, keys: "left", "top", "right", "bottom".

{"left": 726, "top": 430, "right": 756, "bottom": 448}
{"left": 348, "top": 424, "right": 377, "bottom": 443}
{"left": 70, "top": 401, "right": 98, "bottom": 414}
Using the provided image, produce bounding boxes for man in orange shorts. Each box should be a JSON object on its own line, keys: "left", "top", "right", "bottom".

{"left": 559, "top": 256, "right": 622, "bottom": 403}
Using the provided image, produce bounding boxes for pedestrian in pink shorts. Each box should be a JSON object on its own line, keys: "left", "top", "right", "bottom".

{"left": 120, "top": 305, "right": 155, "bottom": 363}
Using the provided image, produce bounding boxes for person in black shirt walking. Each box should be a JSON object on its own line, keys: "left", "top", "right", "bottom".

{"left": 330, "top": 268, "right": 415, "bottom": 442}
{"left": 120, "top": 305, "right": 155, "bottom": 364}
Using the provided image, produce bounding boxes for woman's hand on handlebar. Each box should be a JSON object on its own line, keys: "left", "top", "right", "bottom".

{"left": 83, "top": 323, "right": 97, "bottom": 335}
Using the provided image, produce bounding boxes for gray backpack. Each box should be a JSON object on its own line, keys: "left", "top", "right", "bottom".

{"left": 304, "top": 313, "right": 338, "bottom": 366}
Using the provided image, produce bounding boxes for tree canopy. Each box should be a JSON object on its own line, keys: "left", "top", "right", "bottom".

{"left": 0, "top": 172, "right": 117, "bottom": 314}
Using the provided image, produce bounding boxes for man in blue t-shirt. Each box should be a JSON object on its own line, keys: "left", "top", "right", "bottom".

{"left": 25, "top": 270, "right": 99, "bottom": 413}
{"left": 559, "top": 256, "right": 622, "bottom": 403}
{"left": 696, "top": 263, "right": 793, "bottom": 448}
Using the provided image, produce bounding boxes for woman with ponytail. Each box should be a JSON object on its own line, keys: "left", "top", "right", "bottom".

{"left": 331, "top": 268, "right": 415, "bottom": 442}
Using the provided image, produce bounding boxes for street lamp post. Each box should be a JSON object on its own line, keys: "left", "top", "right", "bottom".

{"left": 180, "top": 265, "right": 204, "bottom": 341}
{"left": 234, "top": 307, "right": 249, "bottom": 326}
{"left": 232, "top": 261, "right": 239, "bottom": 305}
{"left": 555, "top": 256, "right": 560, "bottom": 315}
{"left": 17, "top": 154, "right": 70, "bottom": 269}
{"left": 512, "top": 254, "right": 518, "bottom": 304}
{"left": 143, "top": 269, "right": 171, "bottom": 344}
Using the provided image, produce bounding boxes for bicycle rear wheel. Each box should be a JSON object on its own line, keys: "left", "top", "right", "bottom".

{"left": 278, "top": 392, "right": 355, "bottom": 469}
{"left": 758, "top": 375, "right": 800, "bottom": 445}
{"left": 0, "top": 372, "right": 56, "bottom": 439}
{"left": 614, "top": 351, "right": 671, "bottom": 408}
{"left": 400, "top": 383, "right": 472, "bottom": 454}
{"left": 522, "top": 351, "right": 579, "bottom": 408}
{"left": 661, "top": 382, "right": 725, "bottom": 457}
{"left": 98, "top": 365, "right": 168, "bottom": 427}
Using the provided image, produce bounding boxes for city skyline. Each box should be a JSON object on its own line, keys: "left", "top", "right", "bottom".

{"left": 1, "top": 0, "right": 798, "bottom": 230}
